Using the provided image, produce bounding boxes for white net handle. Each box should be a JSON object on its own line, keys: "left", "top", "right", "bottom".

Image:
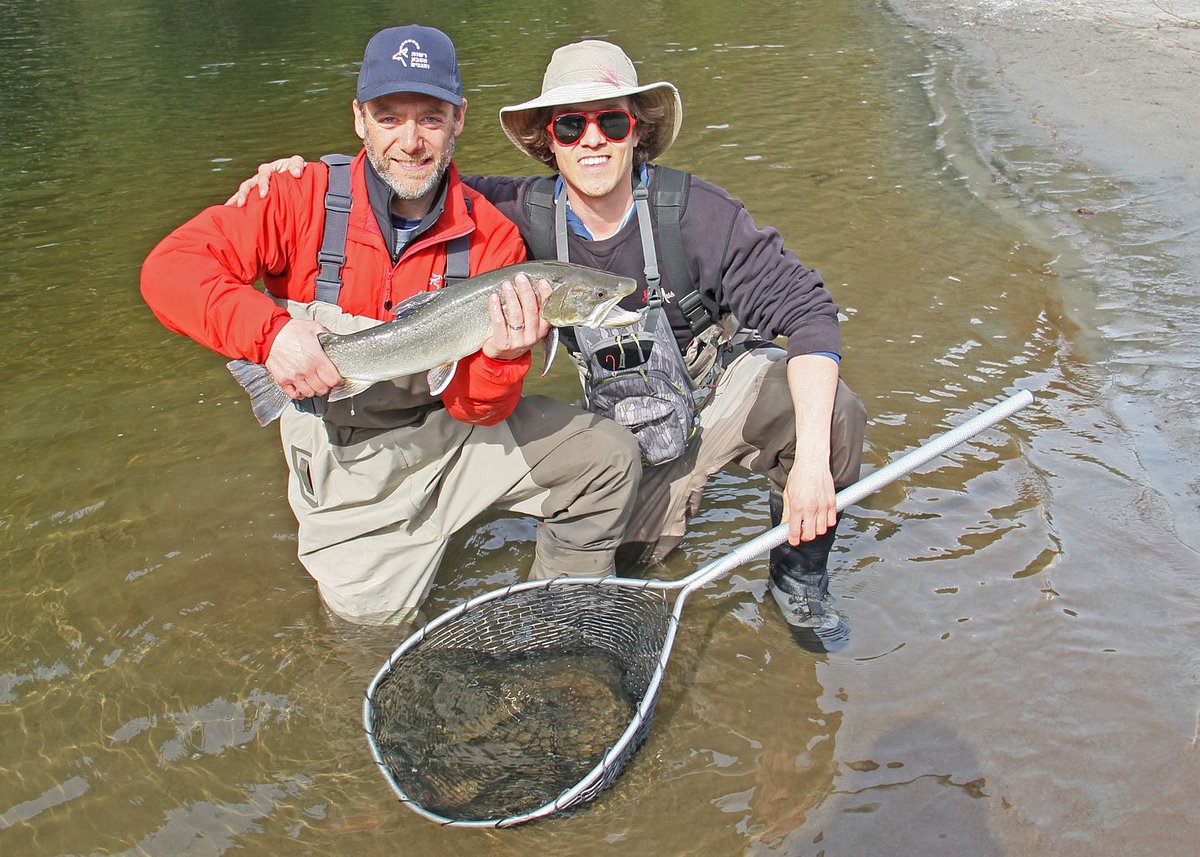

{"left": 678, "top": 389, "right": 1035, "bottom": 599}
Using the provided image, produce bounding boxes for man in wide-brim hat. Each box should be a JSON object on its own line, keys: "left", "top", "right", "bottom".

{"left": 499, "top": 39, "right": 683, "bottom": 170}
{"left": 487, "top": 39, "right": 867, "bottom": 653}
{"left": 231, "top": 37, "right": 867, "bottom": 653}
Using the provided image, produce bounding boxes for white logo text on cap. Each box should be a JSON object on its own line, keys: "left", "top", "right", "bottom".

{"left": 392, "top": 39, "right": 430, "bottom": 69}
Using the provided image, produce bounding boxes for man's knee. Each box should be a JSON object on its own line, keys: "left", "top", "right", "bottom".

{"left": 528, "top": 419, "right": 641, "bottom": 575}
{"left": 547, "top": 418, "right": 641, "bottom": 495}
{"left": 830, "top": 380, "right": 867, "bottom": 488}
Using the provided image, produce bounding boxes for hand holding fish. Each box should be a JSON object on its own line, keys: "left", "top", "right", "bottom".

{"left": 227, "top": 261, "right": 637, "bottom": 426}
{"left": 481, "top": 273, "right": 553, "bottom": 361}
{"left": 265, "top": 318, "right": 343, "bottom": 399}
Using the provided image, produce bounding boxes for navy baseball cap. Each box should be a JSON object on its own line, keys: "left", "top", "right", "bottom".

{"left": 356, "top": 25, "right": 463, "bottom": 106}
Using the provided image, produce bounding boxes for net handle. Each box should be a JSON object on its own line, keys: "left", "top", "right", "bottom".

{"left": 677, "top": 389, "right": 1034, "bottom": 600}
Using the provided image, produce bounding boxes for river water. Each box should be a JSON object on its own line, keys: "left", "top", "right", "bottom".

{"left": 2, "top": 0, "right": 1196, "bottom": 854}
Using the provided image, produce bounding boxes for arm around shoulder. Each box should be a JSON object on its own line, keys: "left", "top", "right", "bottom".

{"left": 140, "top": 175, "right": 313, "bottom": 363}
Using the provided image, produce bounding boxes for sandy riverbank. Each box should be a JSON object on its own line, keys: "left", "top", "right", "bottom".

{"left": 884, "top": 0, "right": 1200, "bottom": 550}
{"left": 886, "top": 0, "right": 1200, "bottom": 224}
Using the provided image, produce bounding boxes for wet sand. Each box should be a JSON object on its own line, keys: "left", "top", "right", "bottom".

{"left": 886, "top": 0, "right": 1200, "bottom": 549}
{"left": 886, "top": 0, "right": 1200, "bottom": 211}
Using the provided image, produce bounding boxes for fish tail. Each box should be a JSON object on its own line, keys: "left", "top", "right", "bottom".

{"left": 227, "top": 359, "right": 289, "bottom": 426}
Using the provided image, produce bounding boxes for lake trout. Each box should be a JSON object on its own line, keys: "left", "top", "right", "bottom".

{"left": 227, "top": 261, "right": 638, "bottom": 426}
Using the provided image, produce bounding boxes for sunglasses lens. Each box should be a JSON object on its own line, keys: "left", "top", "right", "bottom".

{"left": 597, "top": 110, "right": 632, "bottom": 141}
{"left": 552, "top": 114, "right": 587, "bottom": 145}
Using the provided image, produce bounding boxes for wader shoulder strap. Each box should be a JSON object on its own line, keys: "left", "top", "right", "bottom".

{"left": 523, "top": 175, "right": 558, "bottom": 262}
{"left": 631, "top": 176, "right": 663, "bottom": 308}
{"left": 443, "top": 191, "right": 472, "bottom": 284}
{"left": 315, "top": 154, "right": 353, "bottom": 305}
{"left": 650, "top": 166, "right": 711, "bottom": 337}
{"left": 525, "top": 168, "right": 712, "bottom": 337}
{"left": 444, "top": 232, "right": 470, "bottom": 285}
{"left": 293, "top": 154, "right": 354, "bottom": 419}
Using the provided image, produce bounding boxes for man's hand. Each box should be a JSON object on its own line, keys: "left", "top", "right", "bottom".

{"left": 780, "top": 459, "right": 837, "bottom": 545}
{"left": 480, "top": 273, "right": 553, "bottom": 361}
{"left": 265, "top": 318, "right": 342, "bottom": 399}
{"left": 225, "top": 155, "right": 307, "bottom": 207}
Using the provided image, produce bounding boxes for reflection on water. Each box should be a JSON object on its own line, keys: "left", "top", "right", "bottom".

{"left": 2, "top": 0, "right": 1197, "bottom": 853}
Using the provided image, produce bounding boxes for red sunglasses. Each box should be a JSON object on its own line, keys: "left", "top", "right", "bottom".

{"left": 546, "top": 108, "right": 637, "bottom": 147}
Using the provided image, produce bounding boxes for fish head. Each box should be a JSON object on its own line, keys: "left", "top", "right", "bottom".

{"left": 541, "top": 271, "right": 638, "bottom": 329}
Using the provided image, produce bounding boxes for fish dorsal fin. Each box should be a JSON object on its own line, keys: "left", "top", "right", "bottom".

{"left": 427, "top": 361, "right": 458, "bottom": 396}
{"left": 390, "top": 290, "right": 440, "bottom": 322}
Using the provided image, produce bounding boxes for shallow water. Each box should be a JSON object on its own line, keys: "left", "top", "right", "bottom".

{"left": 2, "top": 0, "right": 1197, "bottom": 854}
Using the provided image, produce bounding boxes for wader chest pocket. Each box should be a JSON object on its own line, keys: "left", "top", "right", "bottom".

{"left": 290, "top": 446, "right": 318, "bottom": 508}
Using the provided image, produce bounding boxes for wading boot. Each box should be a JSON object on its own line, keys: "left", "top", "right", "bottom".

{"left": 767, "top": 492, "right": 850, "bottom": 653}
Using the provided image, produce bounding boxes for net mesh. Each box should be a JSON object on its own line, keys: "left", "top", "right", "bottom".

{"left": 365, "top": 581, "right": 674, "bottom": 823}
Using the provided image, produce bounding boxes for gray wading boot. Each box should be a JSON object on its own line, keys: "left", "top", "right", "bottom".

{"left": 767, "top": 492, "right": 850, "bottom": 653}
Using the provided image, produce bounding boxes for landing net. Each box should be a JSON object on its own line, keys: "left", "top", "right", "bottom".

{"left": 364, "top": 579, "right": 674, "bottom": 826}
{"left": 363, "top": 391, "right": 1035, "bottom": 828}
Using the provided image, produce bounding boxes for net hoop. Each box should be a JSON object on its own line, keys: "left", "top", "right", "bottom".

{"left": 363, "top": 574, "right": 683, "bottom": 827}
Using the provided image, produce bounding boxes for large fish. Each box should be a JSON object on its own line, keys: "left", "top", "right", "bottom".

{"left": 227, "top": 261, "right": 638, "bottom": 426}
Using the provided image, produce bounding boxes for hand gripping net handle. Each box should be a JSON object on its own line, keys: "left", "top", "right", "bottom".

{"left": 675, "top": 388, "right": 1035, "bottom": 601}
{"left": 578, "top": 389, "right": 1036, "bottom": 823}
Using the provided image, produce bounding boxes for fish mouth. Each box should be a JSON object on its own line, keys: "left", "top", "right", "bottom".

{"left": 582, "top": 301, "right": 645, "bottom": 329}
{"left": 596, "top": 306, "right": 645, "bottom": 328}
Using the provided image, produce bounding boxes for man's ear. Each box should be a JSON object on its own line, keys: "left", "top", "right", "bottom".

{"left": 453, "top": 97, "right": 469, "bottom": 137}
{"left": 352, "top": 99, "right": 366, "bottom": 139}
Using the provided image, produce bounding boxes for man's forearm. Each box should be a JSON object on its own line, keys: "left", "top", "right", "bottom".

{"left": 787, "top": 353, "right": 838, "bottom": 464}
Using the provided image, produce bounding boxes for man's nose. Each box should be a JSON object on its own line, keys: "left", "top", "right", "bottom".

{"left": 579, "top": 119, "right": 607, "bottom": 147}
{"left": 392, "top": 121, "right": 423, "bottom": 151}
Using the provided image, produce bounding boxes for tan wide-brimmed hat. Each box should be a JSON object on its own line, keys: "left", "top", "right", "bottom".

{"left": 500, "top": 40, "right": 683, "bottom": 167}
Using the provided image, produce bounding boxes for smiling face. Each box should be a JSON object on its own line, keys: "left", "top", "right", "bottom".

{"left": 353, "top": 92, "right": 466, "bottom": 216}
{"left": 549, "top": 97, "right": 640, "bottom": 203}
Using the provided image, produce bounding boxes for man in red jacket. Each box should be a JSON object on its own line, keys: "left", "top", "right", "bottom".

{"left": 141, "top": 25, "right": 640, "bottom": 626}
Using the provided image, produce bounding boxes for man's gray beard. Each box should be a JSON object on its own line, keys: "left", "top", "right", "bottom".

{"left": 368, "top": 135, "right": 456, "bottom": 201}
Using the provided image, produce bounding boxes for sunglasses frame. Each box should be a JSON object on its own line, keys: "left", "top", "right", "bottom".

{"left": 546, "top": 108, "right": 637, "bottom": 147}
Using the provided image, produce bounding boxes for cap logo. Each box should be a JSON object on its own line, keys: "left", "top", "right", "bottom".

{"left": 392, "top": 39, "right": 430, "bottom": 69}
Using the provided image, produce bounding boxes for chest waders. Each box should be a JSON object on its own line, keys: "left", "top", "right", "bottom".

{"left": 524, "top": 169, "right": 725, "bottom": 464}
{"left": 523, "top": 166, "right": 716, "bottom": 341}
{"left": 295, "top": 154, "right": 471, "bottom": 417}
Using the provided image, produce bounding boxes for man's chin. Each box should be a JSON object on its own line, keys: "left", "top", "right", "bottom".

{"left": 385, "top": 170, "right": 438, "bottom": 201}
{"left": 571, "top": 176, "right": 623, "bottom": 199}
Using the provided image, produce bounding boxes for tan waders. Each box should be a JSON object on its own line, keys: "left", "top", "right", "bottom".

{"left": 274, "top": 299, "right": 641, "bottom": 626}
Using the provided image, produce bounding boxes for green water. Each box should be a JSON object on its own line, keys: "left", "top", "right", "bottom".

{"left": 2, "top": 0, "right": 1196, "bottom": 854}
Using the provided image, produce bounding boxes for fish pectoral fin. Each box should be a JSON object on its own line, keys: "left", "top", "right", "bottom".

{"left": 427, "top": 361, "right": 458, "bottom": 396}
{"left": 327, "top": 378, "right": 375, "bottom": 403}
{"left": 541, "top": 329, "right": 560, "bottom": 377}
